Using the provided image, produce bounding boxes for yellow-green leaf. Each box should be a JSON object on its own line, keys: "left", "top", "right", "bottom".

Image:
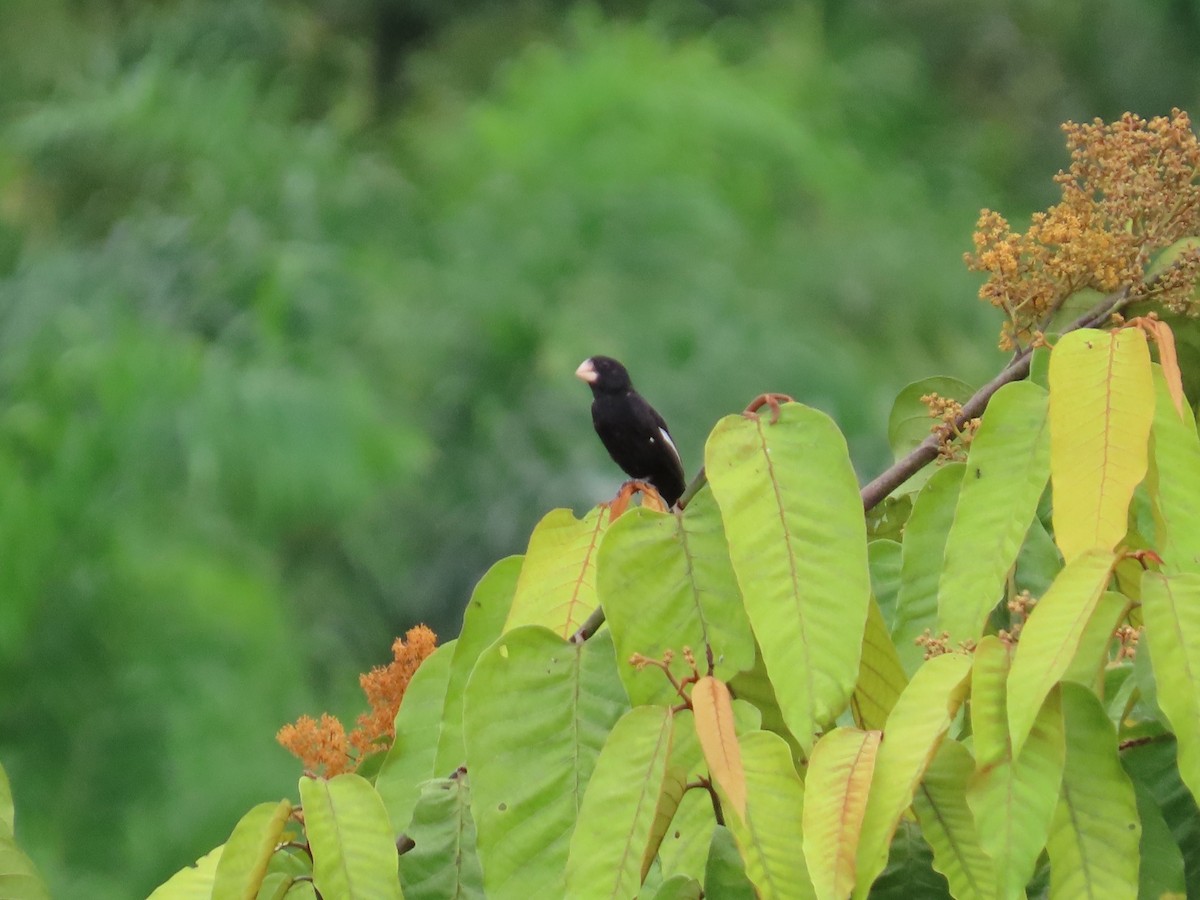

{"left": 802, "top": 728, "right": 880, "bottom": 900}
{"left": 463, "top": 627, "right": 629, "bottom": 900}
{"left": 1141, "top": 572, "right": 1200, "bottom": 803}
{"left": 1006, "top": 549, "right": 1114, "bottom": 756}
{"left": 211, "top": 799, "right": 293, "bottom": 900}
{"left": 705, "top": 404, "right": 870, "bottom": 755}
{"left": 505, "top": 506, "right": 610, "bottom": 638}
{"left": 1048, "top": 328, "right": 1154, "bottom": 563}
{"left": 1046, "top": 684, "right": 1140, "bottom": 899}
{"left": 1147, "top": 365, "right": 1200, "bottom": 574}
{"left": 299, "top": 774, "right": 403, "bottom": 900}
{"left": 892, "top": 463, "right": 966, "bottom": 674}
{"left": 850, "top": 598, "right": 907, "bottom": 731}
{"left": 566, "top": 706, "right": 684, "bottom": 897}
{"left": 726, "top": 731, "right": 817, "bottom": 900}
{"left": 597, "top": 489, "right": 755, "bottom": 706}
{"left": 937, "top": 380, "right": 1051, "bottom": 644}
{"left": 913, "top": 740, "right": 995, "bottom": 900}
{"left": 853, "top": 652, "right": 972, "bottom": 898}
{"left": 967, "top": 686, "right": 1064, "bottom": 900}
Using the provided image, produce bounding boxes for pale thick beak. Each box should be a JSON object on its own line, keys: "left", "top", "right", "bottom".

{"left": 575, "top": 359, "right": 598, "bottom": 383}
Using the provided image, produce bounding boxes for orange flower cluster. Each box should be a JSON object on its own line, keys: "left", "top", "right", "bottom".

{"left": 922, "top": 392, "right": 979, "bottom": 461}
{"left": 277, "top": 624, "right": 438, "bottom": 776}
{"left": 966, "top": 110, "right": 1200, "bottom": 350}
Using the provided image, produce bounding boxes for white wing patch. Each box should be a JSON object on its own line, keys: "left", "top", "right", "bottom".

{"left": 657, "top": 427, "right": 682, "bottom": 469}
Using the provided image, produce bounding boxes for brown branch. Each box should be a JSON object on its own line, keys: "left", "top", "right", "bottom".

{"left": 859, "top": 287, "right": 1133, "bottom": 511}
{"left": 686, "top": 776, "right": 725, "bottom": 827}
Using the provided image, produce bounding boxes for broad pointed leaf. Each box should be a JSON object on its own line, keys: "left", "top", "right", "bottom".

{"left": 435, "top": 556, "right": 520, "bottom": 772}
{"left": 853, "top": 652, "right": 972, "bottom": 898}
{"left": 705, "top": 403, "right": 870, "bottom": 755}
{"left": 1142, "top": 572, "right": 1200, "bottom": 803}
{"left": 1006, "top": 548, "right": 1114, "bottom": 756}
{"left": 693, "top": 677, "right": 746, "bottom": 821}
{"left": 967, "top": 642, "right": 1065, "bottom": 900}
{"left": 597, "top": 489, "right": 755, "bottom": 706}
{"left": 725, "top": 730, "right": 817, "bottom": 900}
{"left": 211, "top": 799, "right": 293, "bottom": 900}
{"left": 463, "top": 626, "right": 629, "bottom": 900}
{"left": 505, "top": 506, "right": 610, "bottom": 638}
{"left": 893, "top": 463, "right": 966, "bottom": 673}
{"left": 1148, "top": 366, "right": 1200, "bottom": 574}
{"left": 1045, "top": 684, "right": 1140, "bottom": 899}
{"left": 398, "top": 773, "right": 484, "bottom": 900}
{"left": 802, "top": 727, "right": 880, "bottom": 900}
{"left": 299, "top": 773, "right": 403, "bottom": 900}
{"left": 850, "top": 598, "right": 907, "bottom": 731}
{"left": 937, "top": 381, "right": 1050, "bottom": 643}
{"left": 566, "top": 706, "right": 685, "bottom": 897}
{"left": 375, "top": 641, "right": 456, "bottom": 834}
{"left": 1048, "top": 328, "right": 1154, "bottom": 562}
{"left": 913, "top": 740, "right": 995, "bottom": 900}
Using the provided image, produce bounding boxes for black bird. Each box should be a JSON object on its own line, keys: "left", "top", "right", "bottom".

{"left": 575, "top": 356, "right": 686, "bottom": 506}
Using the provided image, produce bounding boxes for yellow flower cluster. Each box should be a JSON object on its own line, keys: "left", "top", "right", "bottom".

{"left": 277, "top": 624, "right": 438, "bottom": 776}
{"left": 966, "top": 110, "right": 1200, "bottom": 349}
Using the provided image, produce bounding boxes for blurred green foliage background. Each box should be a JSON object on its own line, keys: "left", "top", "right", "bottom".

{"left": 0, "top": 0, "right": 1197, "bottom": 895}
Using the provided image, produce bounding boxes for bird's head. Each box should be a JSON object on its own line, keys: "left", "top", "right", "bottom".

{"left": 575, "top": 356, "right": 633, "bottom": 394}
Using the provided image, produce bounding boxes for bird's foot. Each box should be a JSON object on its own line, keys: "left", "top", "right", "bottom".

{"left": 743, "top": 392, "right": 795, "bottom": 425}
{"left": 605, "top": 480, "right": 670, "bottom": 520}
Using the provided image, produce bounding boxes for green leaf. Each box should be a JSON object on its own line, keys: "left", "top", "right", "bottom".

{"left": 853, "top": 652, "right": 972, "bottom": 898}
{"left": 912, "top": 740, "right": 994, "bottom": 900}
{"left": 937, "top": 381, "right": 1050, "bottom": 643}
{"left": 147, "top": 847, "right": 224, "bottom": 899}
{"left": 868, "top": 540, "right": 903, "bottom": 630}
{"left": 851, "top": 598, "right": 907, "bottom": 731}
{"left": 657, "top": 786, "right": 717, "bottom": 884}
{"left": 1142, "top": 572, "right": 1200, "bottom": 803}
{"left": 505, "top": 506, "right": 611, "bottom": 639}
{"left": 725, "top": 730, "right": 817, "bottom": 900}
{"left": 1147, "top": 365, "right": 1200, "bottom": 574}
{"left": 463, "top": 626, "right": 629, "bottom": 900}
{"left": 398, "top": 773, "right": 484, "bottom": 900}
{"left": 566, "top": 706, "right": 685, "bottom": 897}
{"left": 802, "top": 728, "right": 880, "bottom": 900}
{"left": 1045, "top": 684, "right": 1140, "bottom": 899}
{"left": 892, "top": 463, "right": 966, "bottom": 674}
{"left": 967, "top": 653, "right": 1064, "bottom": 900}
{"left": 1061, "top": 591, "right": 1127, "bottom": 691}
{"left": 375, "top": 641, "right": 456, "bottom": 834}
{"left": 887, "top": 376, "right": 974, "bottom": 492}
{"left": 434, "top": 556, "right": 520, "bottom": 773}
{"left": 704, "top": 826, "right": 757, "bottom": 900}
{"left": 597, "top": 488, "right": 755, "bottom": 706}
{"left": 1013, "top": 515, "right": 1063, "bottom": 598}
{"left": 1123, "top": 738, "right": 1200, "bottom": 898}
{"left": 1049, "top": 328, "right": 1154, "bottom": 563}
{"left": 1006, "top": 549, "right": 1115, "bottom": 756}
{"left": 299, "top": 773, "right": 403, "bottom": 900}
{"left": 867, "top": 819, "right": 951, "bottom": 900}
{"left": 649, "top": 874, "right": 704, "bottom": 900}
{"left": 728, "top": 645, "right": 804, "bottom": 762}
{"left": 211, "top": 799, "right": 294, "bottom": 900}
{"left": 1130, "top": 774, "right": 1187, "bottom": 899}
{"left": 705, "top": 403, "right": 870, "bottom": 754}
